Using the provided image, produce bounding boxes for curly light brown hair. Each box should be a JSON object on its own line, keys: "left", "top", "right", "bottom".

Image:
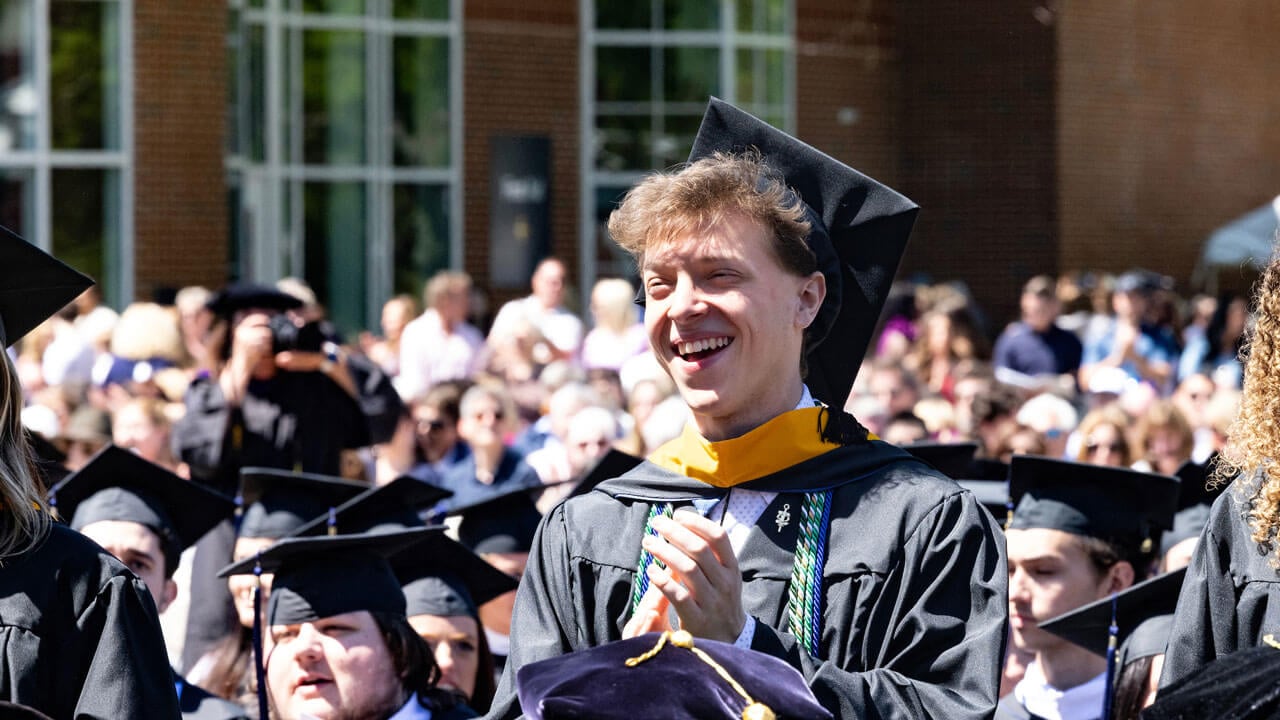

{"left": 1219, "top": 253, "right": 1280, "bottom": 559}
{"left": 607, "top": 150, "right": 815, "bottom": 278}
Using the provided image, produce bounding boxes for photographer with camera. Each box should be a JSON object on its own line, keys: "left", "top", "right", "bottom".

{"left": 173, "top": 284, "right": 367, "bottom": 494}
{"left": 171, "top": 284, "right": 374, "bottom": 674}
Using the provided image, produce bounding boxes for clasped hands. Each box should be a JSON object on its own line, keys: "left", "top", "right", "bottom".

{"left": 622, "top": 509, "right": 747, "bottom": 644}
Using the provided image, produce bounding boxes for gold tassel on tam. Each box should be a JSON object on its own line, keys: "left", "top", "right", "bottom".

{"left": 625, "top": 630, "right": 777, "bottom": 720}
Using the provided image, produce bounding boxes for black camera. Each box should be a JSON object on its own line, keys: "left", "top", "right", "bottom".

{"left": 267, "top": 314, "right": 325, "bottom": 354}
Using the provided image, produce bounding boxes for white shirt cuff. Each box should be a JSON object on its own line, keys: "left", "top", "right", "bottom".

{"left": 733, "top": 614, "right": 756, "bottom": 649}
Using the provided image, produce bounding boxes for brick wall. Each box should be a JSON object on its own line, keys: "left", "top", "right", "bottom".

{"left": 895, "top": 1, "right": 1058, "bottom": 334}
{"left": 1057, "top": 0, "right": 1280, "bottom": 295}
{"left": 132, "top": 0, "right": 228, "bottom": 302}
{"left": 463, "top": 1, "right": 580, "bottom": 319}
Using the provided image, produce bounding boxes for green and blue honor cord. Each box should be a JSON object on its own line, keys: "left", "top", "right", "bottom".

{"left": 630, "top": 490, "right": 834, "bottom": 658}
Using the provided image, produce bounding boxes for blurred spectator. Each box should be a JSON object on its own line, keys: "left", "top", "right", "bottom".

{"left": 58, "top": 404, "right": 111, "bottom": 471}
{"left": 1080, "top": 270, "right": 1178, "bottom": 393}
{"left": 535, "top": 405, "right": 619, "bottom": 512}
{"left": 581, "top": 278, "right": 648, "bottom": 372}
{"left": 397, "top": 272, "right": 485, "bottom": 400}
{"left": 71, "top": 285, "right": 119, "bottom": 352}
{"left": 15, "top": 318, "right": 57, "bottom": 399}
{"left": 369, "top": 405, "right": 438, "bottom": 486}
{"left": 361, "top": 293, "right": 418, "bottom": 378}
{"left": 912, "top": 396, "right": 960, "bottom": 442}
{"left": 436, "top": 384, "right": 538, "bottom": 505}
{"left": 175, "top": 285, "right": 215, "bottom": 373}
{"left": 111, "top": 396, "right": 184, "bottom": 475}
{"left": 616, "top": 375, "right": 674, "bottom": 456}
{"left": 1014, "top": 392, "right": 1079, "bottom": 459}
{"left": 1130, "top": 400, "right": 1194, "bottom": 476}
{"left": 881, "top": 412, "right": 929, "bottom": 446}
{"left": 905, "top": 298, "right": 989, "bottom": 401}
{"left": 521, "top": 382, "right": 601, "bottom": 475}
{"left": 1172, "top": 373, "right": 1217, "bottom": 462}
{"left": 951, "top": 362, "right": 995, "bottom": 439}
{"left": 866, "top": 362, "right": 922, "bottom": 434}
{"left": 411, "top": 381, "right": 471, "bottom": 474}
{"left": 92, "top": 302, "right": 187, "bottom": 408}
{"left": 487, "top": 257, "right": 583, "bottom": 367}
{"left": 993, "top": 275, "right": 1082, "bottom": 393}
{"left": 970, "top": 382, "right": 1022, "bottom": 459}
{"left": 993, "top": 424, "right": 1047, "bottom": 463}
{"left": 1072, "top": 404, "right": 1132, "bottom": 467}
{"left": 1177, "top": 292, "right": 1247, "bottom": 389}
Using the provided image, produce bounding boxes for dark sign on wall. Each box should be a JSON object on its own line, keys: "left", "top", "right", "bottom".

{"left": 489, "top": 135, "right": 551, "bottom": 289}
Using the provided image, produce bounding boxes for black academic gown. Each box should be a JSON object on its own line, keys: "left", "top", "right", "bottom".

{"left": 486, "top": 441, "right": 1008, "bottom": 720}
{"left": 1162, "top": 475, "right": 1280, "bottom": 687}
{"left": 176, "top": 676, "right": 250, "bottom": 720}
{"left": 0, "top": 523, "right": 181, "bottom": 719}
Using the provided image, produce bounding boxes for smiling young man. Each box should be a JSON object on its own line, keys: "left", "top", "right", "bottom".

{"left": 485, "top": 99, "right": 1006, "bottom": 719}
{"left": 996, "top": 456, "right": 1179, "bottom": 720}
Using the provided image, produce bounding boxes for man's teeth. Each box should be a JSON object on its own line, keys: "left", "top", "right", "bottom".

{"left": 677, "top": 337, "right": 730, "bottom": 356}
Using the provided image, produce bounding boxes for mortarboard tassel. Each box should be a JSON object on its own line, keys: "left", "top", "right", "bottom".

{"left": 328, "top": 506, "right": 337, "bottom": 536}
{"left": 252, "top": 557, "right": 270, "bottom": 720}
{"left": 1102, "top": 592, "right": 1119, "bottom": 720}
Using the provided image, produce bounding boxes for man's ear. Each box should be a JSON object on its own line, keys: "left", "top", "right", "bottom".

{"left": 158, "top": 578, "right": 178, "bottom": 614}
{"left": 1102, "top": 560, "right": 1135, "bottom": 596}
{"left": 796, "top": 271, "right": 826, "bottom": 329}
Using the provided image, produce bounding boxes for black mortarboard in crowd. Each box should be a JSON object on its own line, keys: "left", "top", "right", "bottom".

{"left": 1143, "top": 645, "right": 1280, "bottom": 720}
{"left": 567, "top": 448, "right": 643, "bottom": 500}
{"left": 49, "top": 445, "right": 236, "bottom": 575}
{"left": 448, "top": 483, "right": 545, "bottom": 555}
{"left": 236, "top": 467, "right": 367, "bottom": 539}
{"left": 26, "top": 429, "right": 69, "bottom": 489}
{"left": 1008, "top": 456, "right": 1180, "bottom": 553}
{"left": 1039, "top": 567, "right": 1186, "bottom": 660}
{"left": 218, "top": 527, "right": 439, "bottom": 625}
{"left": 517, "top": 630, "right": 833, "bottom": 720}
{"left": 903, "top": 442, "right": 980, "bottom": 481}
{"left": 395, "top": 533, "right": 518, "bottom": 619}
{"left": 205, "top": 283, "right": 302, "bottom": 318}
{"left": 687, "top": 98, "right": 919, "bottom": 409}
{"left": 0, "top": 225, "right": 94, "bottom": 347}
{"left": 288, "top": 475, "right": 452, "bottom": 537}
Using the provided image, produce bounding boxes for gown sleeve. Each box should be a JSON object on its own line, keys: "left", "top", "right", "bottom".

{"left": 1159, "top": 502, "right": 1238, "bottom": 688}
{"left": 73, "top": 572, "right": 182, "bottom": 719}
{"left": 747, "top": 490, "right": 1007, "bottom": 720}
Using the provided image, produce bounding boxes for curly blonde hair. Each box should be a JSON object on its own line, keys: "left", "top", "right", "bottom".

{"left": 1219, "top": 253, "right": 1280, "bottom": 558}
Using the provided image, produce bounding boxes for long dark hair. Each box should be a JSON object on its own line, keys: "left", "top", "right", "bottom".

{"left": 371, "top": 612, "right": 476, "bottom": 715}
{"left": 1111, "top": 655, "right": 1156, "bottom": 720}
{"left": 199, "top": 626, "right": 256, "bottom": 706}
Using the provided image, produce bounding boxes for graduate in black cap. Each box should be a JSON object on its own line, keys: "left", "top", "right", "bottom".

{"left": 997, "top": 456, "right": 1179, "bottom": 720}
{"left": 1161, "top": 254, "right": 1280, "bottom": 690}
{"left": 189, "top": 467, "right": 366, "bottom": 715}
{"left": 0, "top": 225, "right": 182, "bottom": 717}
{"left": 218, "top": 529, "right": 474, "bottom": 720}
{"left": 486, "top": 99, "right": 1005, "bottom": 720}
{"left": 1036, "top": 567, "right": 1186, "bottom": 720}
{"left": 1158, "top": 457, "right": 1226, "bottom": 572}
{"left": 50, "top": 445, "right": 247, "bottom": 720}
{"left": 396, "top": 534, "right": 518, "bottom": 714}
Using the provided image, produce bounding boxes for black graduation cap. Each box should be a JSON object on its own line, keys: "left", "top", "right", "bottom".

{"left": 26, "top": 428, "right": 69, "bottom": 490}
{"left": 516, "top": 630, "right": 834, "bottom": 720}
{"left": 394, "top": 533, "right": 519, "bottom": 618}
{"left": 205, "top": 283, "right": 302, "bottom": 318}
{"left": 567, "top": 448, "right": 643, "bottom": 500}
{"left": 687, "top": 98, "right": 919, "bottom": 409}
{"left": 288, "top": 475, "right": 453, "bottom": 537}
{"left": 217, "top": 527, "right": 440, "bottom": 625}
{"left": 48, "top": 445, "right": 236, "bottom": 573}
{"left": 1038, "top": 567, "right": 1187, "bottom": 660}
{"left": 236, "top": 467, "right": 368, "bottom": 539}
{"left": 1008, "top": 456, "right": 1180, "bottom": 552}
{"left": 1174, "top": 456, "right": 1227, "bottom": 512}
{"left": 903, "top": 442, "right": 980, "bottom": 480}
{"left": 0, "top": 225, "right": 95, "bottom": 347}
{"left": 1143, "top": 645, "right": 1280, "bottom": 720}
{"left": 446, "top": 482, "right": 545, "bottom": 555}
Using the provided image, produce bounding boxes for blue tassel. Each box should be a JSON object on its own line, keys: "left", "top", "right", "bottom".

{"left": 252, "top": 558, "right": 269, "bottom": 720}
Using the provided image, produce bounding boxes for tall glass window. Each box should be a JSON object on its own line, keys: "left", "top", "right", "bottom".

{"left": 0, "top": 0, "right": 131, "bottom": 306}
{"left": 227, "top": 0, "right": 460, "bottom": 335}
{"left": 583, "top": 0, "right": 793, "bottom": 284}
